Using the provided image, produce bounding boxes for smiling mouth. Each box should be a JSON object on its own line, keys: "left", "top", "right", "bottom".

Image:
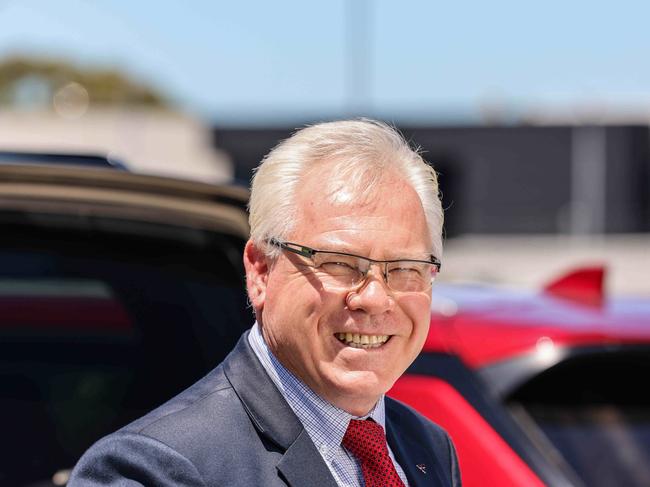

{"left": 335, "top": 332, "right": 391, "bottom": 349}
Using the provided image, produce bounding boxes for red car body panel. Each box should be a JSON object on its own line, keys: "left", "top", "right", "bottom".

{"left": 437, "top": 315, "right": 650, "bottom": 368}
{"left": 389, "top": 376, "right": 545, "bottom": 487}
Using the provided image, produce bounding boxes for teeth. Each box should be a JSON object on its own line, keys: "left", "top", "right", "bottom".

{"left": 335, "top": 333, "right": 390, "bottom": 348}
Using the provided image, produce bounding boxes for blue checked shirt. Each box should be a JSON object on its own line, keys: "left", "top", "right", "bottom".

{"left": 249, "top": 323, "right": 410, "bottom": 487}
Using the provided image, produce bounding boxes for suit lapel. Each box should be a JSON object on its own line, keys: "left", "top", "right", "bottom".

{"left": 277, "top": 429, "right": 339, "bottom": 487}
{"left": 386, "top": 406, "right": 447, "bottom": 487}
{"left": 223, "top": 334, "right": 338, "bottom": 487}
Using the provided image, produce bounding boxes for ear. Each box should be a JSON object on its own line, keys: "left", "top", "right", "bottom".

{"left": 243, "top": 240, "right": 270, "bottom": 313}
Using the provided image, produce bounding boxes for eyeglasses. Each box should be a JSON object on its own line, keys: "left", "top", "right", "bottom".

{"left": 268, "top": 238, "right": 441, "bottom": 293}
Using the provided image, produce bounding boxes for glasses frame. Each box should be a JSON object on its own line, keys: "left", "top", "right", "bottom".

{"left": 267, "top": 238, "right": 441, "bottom": 292}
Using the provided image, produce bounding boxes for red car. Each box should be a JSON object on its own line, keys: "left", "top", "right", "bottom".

{"left": 390, "top": 267, "right": 650, "bottom": 487}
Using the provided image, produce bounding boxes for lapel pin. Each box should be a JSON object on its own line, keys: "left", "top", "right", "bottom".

{"left": 416, "top": 463, "right": 427, "bottom": 474}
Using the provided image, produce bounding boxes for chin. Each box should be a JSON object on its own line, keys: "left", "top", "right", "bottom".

{"left": 328, "top": 369, "right": 395, "bottom": 400}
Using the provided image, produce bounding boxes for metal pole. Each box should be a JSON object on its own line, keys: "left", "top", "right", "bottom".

{"left": 570, "top": 126, "right": 607, "bottom": 235}
{"left": 345, "top": 0, "right": 371, "bottom": 116}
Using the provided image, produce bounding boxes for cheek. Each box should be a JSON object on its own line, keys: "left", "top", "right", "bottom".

{"left": 400, "top": 295, "right": 432, "bottom": 334}
{"left": 265, "top": 275, "right": 333, "bottom": 333}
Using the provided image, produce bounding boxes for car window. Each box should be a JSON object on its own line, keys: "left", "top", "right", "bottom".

{"left": 0, "top": 212, "right": 252, "bottom": 486}
{"left": 507, "top": 349, "right": 650, "bottom": 487}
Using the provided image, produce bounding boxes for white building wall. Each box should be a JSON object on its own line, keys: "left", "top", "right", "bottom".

{"left": 0, "top": 109, "right": 233, "bottom": 183}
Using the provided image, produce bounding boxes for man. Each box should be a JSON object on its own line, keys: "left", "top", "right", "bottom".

{"left": 70, "top": 120, "right": 461, "bottom": 486}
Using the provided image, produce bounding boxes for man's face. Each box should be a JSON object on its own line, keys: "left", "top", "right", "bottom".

{"left": 245, "top": 167, "right": 433, "bottom": 415}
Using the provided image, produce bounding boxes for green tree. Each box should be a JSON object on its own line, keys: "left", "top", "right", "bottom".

{"left": 0, "top": 56, "right": 168, "bottom": 109}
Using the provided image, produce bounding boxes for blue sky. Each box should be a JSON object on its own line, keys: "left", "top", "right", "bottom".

{"left": 1, "top": 0, "right": 650, "bottom": 125}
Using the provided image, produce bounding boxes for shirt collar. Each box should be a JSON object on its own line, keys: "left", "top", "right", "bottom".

{"left": 248, "top": 322, "right": 386, "bottom": 458}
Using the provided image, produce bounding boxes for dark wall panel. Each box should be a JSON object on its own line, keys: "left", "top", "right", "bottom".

{"left": 402, "top": 127, "right": 573, "bottom": 235}
{"left": 213, "top": 124, "right": 649, "bottom": 236}
{"left": 604, "top": 126, "right": 650, "bottom": 232}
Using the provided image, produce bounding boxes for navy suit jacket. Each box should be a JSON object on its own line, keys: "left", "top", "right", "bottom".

{"left": 69, "top": 333, "right": 461, "bottom": 486}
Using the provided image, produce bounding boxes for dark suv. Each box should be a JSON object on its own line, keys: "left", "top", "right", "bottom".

{"left": 0, "top": 154, "right": 252, "bottom": 486}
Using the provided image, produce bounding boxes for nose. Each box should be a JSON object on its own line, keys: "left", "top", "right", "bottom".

{"left": 345, "top": 271, "right": 395, "bottom": 314}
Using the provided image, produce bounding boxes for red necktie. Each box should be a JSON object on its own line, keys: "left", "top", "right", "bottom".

{"left": 342, "top": 419, "right": 406, "bottom": 487}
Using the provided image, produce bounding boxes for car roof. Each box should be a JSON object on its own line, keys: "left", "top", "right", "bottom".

{"left": 426, "top": 268, "right": 650, "bottom": 368}
{"left": 0, "top": 151, "right": 127, "bottom": 170}
{"left": 0, "top": 157, "right": 250, "bottom": 238}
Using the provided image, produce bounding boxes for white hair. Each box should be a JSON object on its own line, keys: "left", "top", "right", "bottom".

{"left": 248, "top": 119, "right": 444, "bottom": 258}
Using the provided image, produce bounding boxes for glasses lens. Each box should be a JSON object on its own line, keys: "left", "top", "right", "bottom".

{"left": 308, "top": 249, "right": 436, "bottom": 293}
{"left": 386, "top": 261, "right": 434, "bottom": 292}
{"left": 313, "top": 252, "right": 364, "bottom": 289}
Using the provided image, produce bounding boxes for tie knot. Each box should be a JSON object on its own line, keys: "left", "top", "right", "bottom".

{"left": 342, "top": 419, "right": 389, "bottom": 462}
